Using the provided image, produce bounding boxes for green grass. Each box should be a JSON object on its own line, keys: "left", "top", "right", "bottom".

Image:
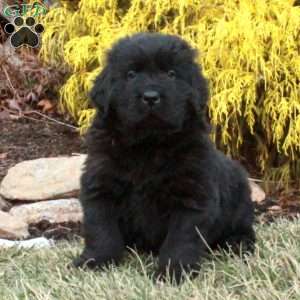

{"left": 1, "top": 218, "right": 300, "bottom": 300}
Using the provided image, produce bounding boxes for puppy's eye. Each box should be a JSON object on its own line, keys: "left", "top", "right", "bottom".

{"left": 167, "top": 70, "right": 176, "bottom": 79}
{"left": 127, "top": 70, "right": 137, "bottom": 79}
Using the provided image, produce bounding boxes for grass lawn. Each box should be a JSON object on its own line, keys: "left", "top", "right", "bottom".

{"left": 1, "top": 218, "right": 299, "bottom": 300}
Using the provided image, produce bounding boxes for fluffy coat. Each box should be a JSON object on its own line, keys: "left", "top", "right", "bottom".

{"left": 73, "top": 33, "right": 255, "bottom": 283}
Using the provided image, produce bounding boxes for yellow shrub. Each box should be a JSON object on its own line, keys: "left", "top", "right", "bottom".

{"left": 40, "top": 0, "right": 300, "bottom": 185}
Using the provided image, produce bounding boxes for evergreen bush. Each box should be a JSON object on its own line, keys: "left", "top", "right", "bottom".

{"left": 40, "top": 0, "right": 300, "bottom": 185}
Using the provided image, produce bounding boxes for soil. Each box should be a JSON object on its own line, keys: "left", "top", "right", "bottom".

{"left": 0, "top": 117, "right": 86, "bottom": 181}
{"left": 0, "top": 117, "right": 299, "bottom": 240}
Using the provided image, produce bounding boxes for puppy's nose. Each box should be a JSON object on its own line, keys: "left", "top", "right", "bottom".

{"left": 142, "top": 90, "right": 160, "bottom": 107}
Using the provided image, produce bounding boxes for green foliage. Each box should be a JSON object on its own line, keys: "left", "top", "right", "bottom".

{"left": 40, "top": 0, "right": 300, "bottom": 185}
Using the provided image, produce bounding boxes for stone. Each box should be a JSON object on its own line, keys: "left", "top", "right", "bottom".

{"left": 249, "top": 180, "right": 266, "bottom": 203}
{"left": 0, "top": 155, "right": 86, "bottom": 201}
{"left": 268, "top": 205, "right": 281, "bottom": 211}
{"left": 0, "top": 237, "right": 54, "bottom": 249}
{"left": 0, "top": 211, "right": 29, "bottom": 239}
{"left": 0, "top": 195, "right": 12, "bottom": 211}
{"left": 9, "top": 198, "right": 83, "bottom": 225}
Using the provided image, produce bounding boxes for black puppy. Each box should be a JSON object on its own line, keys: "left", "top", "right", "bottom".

{"left": 73, "top": 33, "right": 255, "bottom": 283}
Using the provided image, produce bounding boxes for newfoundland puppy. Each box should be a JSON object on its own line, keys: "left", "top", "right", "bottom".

{"left": 73, "top": 33, "right": 255, "bottom": 283}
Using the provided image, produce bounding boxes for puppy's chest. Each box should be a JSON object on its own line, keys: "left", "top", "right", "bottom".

{"left": 123, "top": 151, "right": 173, "bottom": 186}
{"left": 116, "top": 147, "right": 180, "bottom": 207}
{"left": 127, "top": 163, "right": 159, "bottom": 186}
{"left": 119, "top": 190, "right": 170, "bottom": 251}
{"left": 120, "top": 154, "right": 175, "bottom": 211}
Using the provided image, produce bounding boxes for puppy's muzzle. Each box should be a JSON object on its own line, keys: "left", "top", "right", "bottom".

{"left": 142, "top": 90, "right": 161, "bottom": 107}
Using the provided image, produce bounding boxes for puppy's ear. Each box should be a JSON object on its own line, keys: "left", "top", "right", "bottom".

{"left": 90, "top": 66, "right": 112, "bottom": 115}
{"left": 190, "top": 64, "right": 209, "bottom": 113}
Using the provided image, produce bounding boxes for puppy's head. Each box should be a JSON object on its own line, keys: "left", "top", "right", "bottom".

{"left": 91, "top": 33, "right": 209, "bottom": 134}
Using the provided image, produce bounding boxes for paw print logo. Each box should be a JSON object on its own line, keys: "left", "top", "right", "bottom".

{"left": 4, "top": 16, "right": 44, "bottom": 48}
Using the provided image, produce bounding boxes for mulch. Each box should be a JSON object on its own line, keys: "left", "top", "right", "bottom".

{"left": 0, "top": 117, "right": 85, "bottom": 181}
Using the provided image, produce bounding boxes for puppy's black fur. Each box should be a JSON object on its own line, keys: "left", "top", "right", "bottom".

{"left": 73, "top": 33, "right": 255, "bottom": 283}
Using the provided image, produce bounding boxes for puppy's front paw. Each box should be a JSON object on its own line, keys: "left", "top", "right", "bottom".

{"left": 156, "top": 262, "right": 199, "bottom": 284}
{"left": 155, "top": 265, "right": 183, "bottom": 284}
{"left": 72, "top": 247, "right": 123, "bottom": 270}
{"left": 72, "top": 253, "right": 100, "bottom": 269}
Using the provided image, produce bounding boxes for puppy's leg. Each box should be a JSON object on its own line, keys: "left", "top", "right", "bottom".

{"left": 73, "top": 176, "right": 125, "bottom": 269}
{"left": 220, "top": 227, "right": 256, "bottom": 256}
{"left": 157, "top": 207, "right": 213, "bottom": 283}
{"left": 220, "top": 183, "right": 256, "bottom": 256}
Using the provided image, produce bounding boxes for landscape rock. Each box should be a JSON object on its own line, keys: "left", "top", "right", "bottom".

{"left": 0, "top": 237, "right": 54, "bottom": 249}
{"left": 249, "top": 180, "right": 266, "bottom": 203}
{"left": 0, "top": 155, "right": 86, "bottom": 201}
{"left": 0, "top": 195, "right": 12, "bottom": 211}
{"left": 0, "top": 211, "right": 29, "bottom": 239}
{"left": 9, "top": 198, "right": 83, "bottom": 225}
{"left": 0, "top": 154, "right": 265, "bottom": 207}
{"left": 268, "top": 205, "right": 281, "bottom": 211}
